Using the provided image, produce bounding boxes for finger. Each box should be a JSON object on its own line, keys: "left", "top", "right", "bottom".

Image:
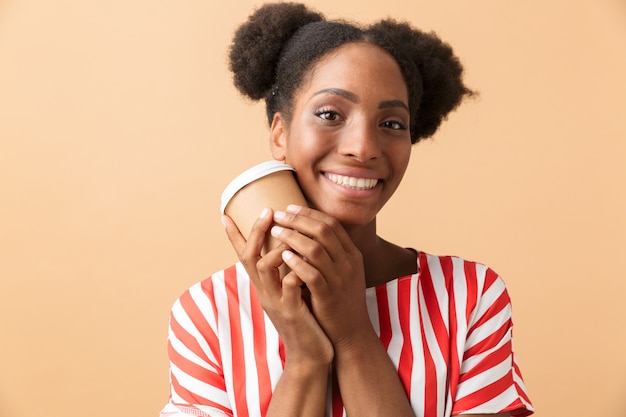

{"left": 288, "top": 205, "right": 356, "bottom": 252}
{"left": 280, "top": 268, "right": 304, "bottom": 310}
{"left": 281, "top": 249, "right": 328, "bottom": 294}
{"left": 271, "top": 223, "right": 334, "bottom": 269}
{"left": 255, "top": 245, "right": 288, "bottom": 298}
{"left": 240, "top": 208, "right": 274, "bottom": 260}
{"left": 222, "top": 214, "right": 248, "bottom": 257}
{"left": 273, "top": 207, "right": 353, "bottom": 263}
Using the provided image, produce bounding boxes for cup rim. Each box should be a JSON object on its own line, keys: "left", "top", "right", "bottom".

{"left": 220, "top": 160, "right": 296, "bottom": 214}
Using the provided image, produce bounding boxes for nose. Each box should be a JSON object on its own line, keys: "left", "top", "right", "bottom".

{"left": 338, "top": 121, "right": 382, "bottom": 162}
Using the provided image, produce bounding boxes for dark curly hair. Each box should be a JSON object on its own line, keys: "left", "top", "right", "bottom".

{"left": 229, "top": 2, "right": 474, "bottom": 143}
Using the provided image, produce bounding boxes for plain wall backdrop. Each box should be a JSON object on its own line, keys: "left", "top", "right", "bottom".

{"left": 1, "top": 0, "right": 625, "bottom": 416}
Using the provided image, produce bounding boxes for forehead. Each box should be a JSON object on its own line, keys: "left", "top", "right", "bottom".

{"left": 300, "top": 42, "right": 408, "bottom": 101}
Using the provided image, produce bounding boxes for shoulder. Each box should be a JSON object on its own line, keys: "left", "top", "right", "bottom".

{"left": 418, "top": 251, "right": 504, "bottom": 289}
{"left": 417, "top": 251, "right": 511, "bottom": 314}
{"left": 173, "top": 263, "right": 251, "bottom": 313}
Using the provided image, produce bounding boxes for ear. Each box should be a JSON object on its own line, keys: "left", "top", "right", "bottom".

{"left": 269, "top": 112, "right": 287, "bottom": 161}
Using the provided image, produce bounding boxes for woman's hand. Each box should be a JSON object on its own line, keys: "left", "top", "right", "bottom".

{"left": 270, "top": 205, "right": 372, "bottom": 349}
{"left": 271, "top": 205, "right": 416, "bottom": 416}
{"left": 222, "top": 208, "right": 333, "bottom": 369}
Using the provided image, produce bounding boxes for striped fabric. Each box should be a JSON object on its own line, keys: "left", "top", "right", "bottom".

{"left": 161, "top": 251, "right": 533, "bottom": 417}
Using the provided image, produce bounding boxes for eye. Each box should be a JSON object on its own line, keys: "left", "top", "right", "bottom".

{"left": 314, "top": 108, "right": 342, "bottom": 122}
{"left": 381, "top": 120, "right": 407, "bottom": 131}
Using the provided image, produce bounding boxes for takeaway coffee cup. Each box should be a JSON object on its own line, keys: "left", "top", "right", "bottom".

{"left": 220, "top": 160, "right": 308, "bottom": 254}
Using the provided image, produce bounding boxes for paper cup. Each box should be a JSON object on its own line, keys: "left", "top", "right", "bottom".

{"left": 221, "top": 160, "right": 307, "bottom": 254}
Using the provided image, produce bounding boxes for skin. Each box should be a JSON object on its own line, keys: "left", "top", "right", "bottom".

{"left": 224, "top": 42, "right": 510, "bottom": 417}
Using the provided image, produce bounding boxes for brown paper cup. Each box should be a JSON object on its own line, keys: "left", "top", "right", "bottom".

{"left": 221, "top": 160, "right": 308, "bottom": 256}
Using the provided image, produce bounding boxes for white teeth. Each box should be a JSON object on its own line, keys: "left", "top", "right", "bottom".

{"left": 325, "top": 173, "right": 379, "bottom": 190}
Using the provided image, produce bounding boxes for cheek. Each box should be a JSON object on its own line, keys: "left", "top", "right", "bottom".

{"left": 285, "top": 134, "right": 329, "bottom": 165}
{"left": 393, "top": 143, "right": 412, "bottom": 172}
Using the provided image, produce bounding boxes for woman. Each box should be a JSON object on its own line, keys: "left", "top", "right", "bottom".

{"left": 161, "top": 3, "right": 533, "bottom": 417}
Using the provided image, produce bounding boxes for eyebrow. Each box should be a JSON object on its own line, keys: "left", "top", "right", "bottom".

{"left": 312, "top": 88, "right": 409, "bottom": 111}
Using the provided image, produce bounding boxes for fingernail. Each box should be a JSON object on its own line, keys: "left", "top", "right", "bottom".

{"left": 259, "top": 208, "right": 269, "bottom": 219}
{"left": 274, "top": 210, "right": 286, "bottom": 220}
{"left": 286, "top": 204, "right": 301, "bottom": 213}
{"left": 271, "top": 225, "right": 284, "bottom": 237}
{"left": 282, "top": 250, "right": 293, "bottom": 262}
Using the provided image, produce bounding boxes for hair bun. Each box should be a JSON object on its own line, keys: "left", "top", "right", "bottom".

{"left": 228, "top": 3, "right": 324, "bottom": 100}
{"left": 367, "top": 19, "right": 474, "bottom": 140}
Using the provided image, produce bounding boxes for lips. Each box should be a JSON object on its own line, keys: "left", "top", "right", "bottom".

{"left": 324, "top": 172, "right": 379, "bottom": 190}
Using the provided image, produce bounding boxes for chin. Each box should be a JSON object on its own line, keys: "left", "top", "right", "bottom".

{"left": 328, "top": 210, "right": 377, "bottom": 228}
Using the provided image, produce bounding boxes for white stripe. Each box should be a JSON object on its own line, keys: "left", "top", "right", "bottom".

{"left": 189, "top": 282, "right": 219, "bottom": 336}
{"left": 460, "top": 384, "right": 520, "bottom": 414}
{"left": 418, "top": 284, "right": 447, "bottom": 417}
{"left": 426, "top": 255, "right": 450, "bottom": 333}
{"left": 195, "top": 405, "right": 231, "bottom": 417}
{"left": 188, "top": 283, "right": 220, "bottom": 365}
{"left": 212, "top": 275, "right": 235, "bottom": 408}
{"left": 264, "top": 312, "right": 282, "bottom": 390}
{"left": 365, "top": 286, "right": 380, "bottom": 336}
{"left": 465, "top": 304, "right": 511, "bottom": 351}
{"left": 449, "top": 257, "right": 470, "bottom": 416}
{"left": 169, "top": 325, "right": 216, "bottom": 372}
{"left": 457, "top": 352, "right": 512, "bottom": 400}
{"left": 170, "top": 362, "right": 231, "bottom": 407}
{"left": 171, "top": 299, "right": 217, "bottom": 367}
{"left": 513, "top": 371, "right": 533, "bottom": 410}
{"left": 451, "top": 257, "right": 469, "bottom": 338}
{"left": 237, "top": 263, "right": 261, "bottom": 416}
{"left": 160, "top": 403, "right": 230, "bottom": 417}
{"left": 408, "top": 274, "right": 426, "bottom": 417}
{"left": 385, "top": 280, "right": 403, "bottom": 369}
{"left": 467, "top": 263, "right": 489, "bottom": 322}
{"left": 463, "top": 325, "right": 512, "bottom": 375}
{"left": 512, "top": 351, "right": 533, "bottom": 409}
{"left": 479, "top": 274, "right": 506, "bottom": 313}
{"left": 169, "top": 383, "right": 186, "bottom": 404}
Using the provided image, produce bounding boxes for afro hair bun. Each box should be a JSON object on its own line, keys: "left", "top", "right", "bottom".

{"left": 367, "top": 19, "right": 474, "bottom": 140}
{"left": 228, "top": 3, "right": 324, "bottom": 100}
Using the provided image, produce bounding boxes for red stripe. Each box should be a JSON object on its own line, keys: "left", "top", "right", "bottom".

{"left": 421, "top": 256, "right": 450, "bottom": 361}
{"left": 454, "top": 369, "right": 515, "bottom": 412}
{"left": 224, "top": 266, "right": 249, "bottom": 417}
{"left": 483, "top": 267, "right": 499, "bottom": 293}
{"left": 376, "top": 285, "right": 392, "bottom": 350}
{"left": 249, "top": 281, "right": 272, "bottom": 415}
{"left": 504, "top": 398, "right": 533, "bottom": 417}
{"left": 278, "top": 339, "right": 285, "bottom": 368}
{"left": 199, "top": 279, "right": 223, "bottom": 362}
{"left": 513, "top": 358, "right": 532, "bottom": 405}
{"left": 178, "top": 289, "right": 219, "bottom": 365}
{"left": 461, "top": 339, "right": 513, "bottom": 383}
{"left": 464, "top": 319, "right": 511, "bottom": 362}
{"left": 467, "top": 290, "right": 509, "bottom": 341}
{"left": 447, "top": 260, "right": 460, "bottom": 403}
{"left": 331, "top": 366, "right": 343, "bottom": 417}
{"left": 463, "top": 261, "right": 479, "bottom": 322}
{"left": 418, "top": 259, "right": 438, "bottom": 417}
{"left": 168, "top": 340, "right": 226, "bottom": 389}
{"left": 397, "top": 277, "right": 413, "bottom": 394}
{"left": 170, "top": 373, "right": 232, "bottom": 415}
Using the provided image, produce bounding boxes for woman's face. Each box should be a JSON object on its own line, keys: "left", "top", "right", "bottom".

{"left": 271, "top": 42, "right": 412, "bottom": 227}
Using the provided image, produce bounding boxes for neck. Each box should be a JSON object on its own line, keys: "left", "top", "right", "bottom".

{"left": 342, "top": 219, "right": 379, "bottom": 256}
{"left": 343, "top": 219, "right": 417, "bottom": 288}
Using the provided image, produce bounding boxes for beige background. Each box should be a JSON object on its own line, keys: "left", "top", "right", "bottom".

{"left": 1, "top": 0, "right": 625, "bottom": 416}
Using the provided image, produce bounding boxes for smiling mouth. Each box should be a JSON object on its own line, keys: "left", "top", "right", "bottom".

{"left": 324, "top": 173, "right": 379, "bottom": 190}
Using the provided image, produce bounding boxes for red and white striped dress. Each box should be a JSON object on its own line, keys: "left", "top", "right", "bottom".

{"left": 161, "top": 251, "right": 533, "bottom": 417}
